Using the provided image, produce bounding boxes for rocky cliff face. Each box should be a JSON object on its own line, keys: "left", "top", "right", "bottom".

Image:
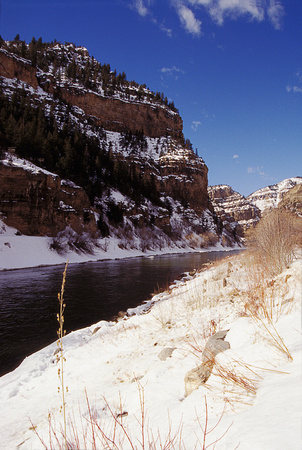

{"left": 0, "top": 40, "right": 220, "bottom": 249}
{"left": 0, "top": 47, "right": 182, "bottom": 139}
{"left": 60, "top": 89, "right": 183, "bottom": 139}
{"left": 247, "top": 177, "right": 302, "bottom": 213}
{"left": 278, "top": 184, "right": 302, "bottom": 217}
{"left": 208, "top": 185, "right": 260, "bottom": 237}
{"left": 0, "top": 49, "right": 38, "bottom": 89}
{"left": 0, "top": 155, "right": 97, "bottom": 236}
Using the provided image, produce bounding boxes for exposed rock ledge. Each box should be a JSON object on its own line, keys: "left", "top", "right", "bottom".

{"left": 0, "top": 157, "right": 97, "bottom": 236}
{"left": 208, "top": 184, "right": 260, "bottom": 237}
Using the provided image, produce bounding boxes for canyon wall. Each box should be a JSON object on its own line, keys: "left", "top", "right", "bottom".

{"left": 0, "top": 159, "right": 97, "bottom": 236}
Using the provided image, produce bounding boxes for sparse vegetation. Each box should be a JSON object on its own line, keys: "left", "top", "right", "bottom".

{"left": 49, "top": 228, "right": 97, "bottom": 254}
{"left": 247, "top": 209, "right": 298, "bottom": 276}
{"left": 56, "top": 261, "right": 68, "bottom": 449}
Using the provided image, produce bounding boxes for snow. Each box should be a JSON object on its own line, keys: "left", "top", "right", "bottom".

{"left": 0, "top": 219, "right": 234, "bottom": 271}
{"left": 247, "top": 177, "right": 302, "bottom": 212}
{"left": 0, "top": 246, "right": 301, "bottom": 449}
{"left": 2, "top": 153, "right": 59, "bottom": 179}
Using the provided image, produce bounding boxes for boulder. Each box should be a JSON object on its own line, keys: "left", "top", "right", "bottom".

{"left": 184, "top": 330, "right": 230, "bottom": 397}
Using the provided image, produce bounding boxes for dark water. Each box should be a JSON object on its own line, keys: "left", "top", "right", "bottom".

{"left": 0, "top": 251, "right": 235, "bottom": 376}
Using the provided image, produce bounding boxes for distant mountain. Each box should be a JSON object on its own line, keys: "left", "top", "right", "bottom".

{"left": 0, "top": 37, "right": 237, "bottom": 251}
{"left": 208, "top": 178, "right": 302, "bottom": 240}
{"left": 208, "top": 185, "right": 260, "bottom": 237}
{"left": 247, "top": 177, "right": 302, "bottom": 213}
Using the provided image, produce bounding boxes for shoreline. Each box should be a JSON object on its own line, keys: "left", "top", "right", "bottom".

{"left": 0, "top": 220, "right": 242, "bottom": 271}
{"left": 1, "top": 251, "right": 300, "bottom": 448}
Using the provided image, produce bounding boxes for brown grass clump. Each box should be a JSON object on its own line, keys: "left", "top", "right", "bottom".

{"left": 246, "top": 209, "right": 298, "bottom": 276}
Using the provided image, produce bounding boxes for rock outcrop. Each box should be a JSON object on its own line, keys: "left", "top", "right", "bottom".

{"left": 208, "top": 185, "right": 260, "bottom": 237}
{"left": 0, "top": 49, "right": 39, "bottom": 89}
{"left": 0, "top": 156, "right": 97, "bottom": 236}
{"left": 247, "top": 177, "right": 302, "bottom": 213}
{"left": 278, "top": 184, "right": 302, "bottom": 217}
{"left": 0, "top": 47, "right": 182, "bottom": 139}
{"left": 0, "top": 40, "right": 222, "bottom": 248}
{"left": 61, "top": 89, "right": 183, "bottom": 139}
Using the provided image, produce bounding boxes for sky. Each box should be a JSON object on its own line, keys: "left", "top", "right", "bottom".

{"left": 0, "top": 0, "right": 301, "bottom": 196}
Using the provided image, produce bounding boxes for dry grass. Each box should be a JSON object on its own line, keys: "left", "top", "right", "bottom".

{"left": 56, "top": 261, "right": 69, "bottom": 449}
{"left": 246, "top": 209, "right": 298, "bottom": 277}
{"left": 31, "top": 383, "right": 233, "bottom": 449}
{"left": 232, "top": 252, "right": 294, "bottom": 362}
{"left": 204, "top": 355, "right": 263, "bottom": 410}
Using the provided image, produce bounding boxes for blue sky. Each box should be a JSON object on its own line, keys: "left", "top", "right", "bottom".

{"left": 1, "top": 0, "right": 301, "bottom": 196}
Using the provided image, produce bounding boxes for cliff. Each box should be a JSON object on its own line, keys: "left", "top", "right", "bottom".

{"left": 0, "top": 39, "right": 221, "bottom": 250}
{"left": 0, "top": 46, "right": 182, "bottom": 139}
{"left": 0, "top": 155, "right": 97, "bottom": 237}
{"left": 60, "top": 89, "right": 183, "bottom": 139}
{"left": 247, "top": 177, "right": 302, "bottom": 213}
{"left": 0, "top": 48, "right": 39, "bottom": 89}
{"left": 278, "top": 184, "right": 302, "bottom": 217}
{"left": 208, "top": 184, "right": 260, "bottom": 237}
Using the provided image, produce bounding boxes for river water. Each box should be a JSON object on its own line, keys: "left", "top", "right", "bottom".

{"left": 0, "top": 251, "right": 236, "bottom": 376}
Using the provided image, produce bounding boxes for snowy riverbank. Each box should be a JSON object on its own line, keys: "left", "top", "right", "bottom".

{"left": 0, "top": 220, "right": 239, "bottom": 271}
{"left": 0, "top": 250, "right": 301, "bottom": 449}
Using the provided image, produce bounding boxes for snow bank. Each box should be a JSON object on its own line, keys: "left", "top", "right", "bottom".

{"left": 0, "top": 252, "right": 301, "bottom": 449}
{"left": 0, "top": 219, "right": 235, "bottom": 271}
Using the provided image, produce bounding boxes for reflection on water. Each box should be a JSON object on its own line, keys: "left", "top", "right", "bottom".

{"left": 0, "top": 251, "right": 237, "bottom": 376}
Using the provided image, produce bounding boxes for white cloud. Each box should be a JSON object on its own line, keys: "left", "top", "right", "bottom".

{"left": 131, "top": 0, "right": 150, "bottom": 17}
{"left": 131, "top": 0, "right": 284, "bottom": 33}
{"left": 190, "top": 0, "right": 284, "bottom": 28}
{"left": 287, "top": 85, "right": 302, "bottom": 94}
{"left": 173, "top": 2, "right": 202, "bottom": 36}
{"left": 233, "top": 154, "right": 239, "bottom": 159}
{"left": 160, "top": 66, "right": 185, "bottom": 80}
{"left": 160, "top": 23, "right": 173, "bottom": 37}
{"left": 191, "top": 120, "right": 202, "bottom": 130}
{"left": 286, "top": 70, "right": 302, "bottom": 94}
{"left": 247, "top": 166, "right": 272, "bottom": 179}
{"left": 267, "top": 0, "right": 284, "bottom": 30}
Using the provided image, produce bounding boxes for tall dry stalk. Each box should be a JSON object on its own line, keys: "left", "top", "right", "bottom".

{"left": 56, "top": 261, "right": 69, "bottom": 450}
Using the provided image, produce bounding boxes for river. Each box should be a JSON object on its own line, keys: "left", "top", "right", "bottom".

{"left": 0, "top": 251, "right": 236, "bottom": 376}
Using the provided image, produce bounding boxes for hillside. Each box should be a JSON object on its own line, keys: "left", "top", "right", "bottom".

{"left": 247, "top": 177, "right": 302, "bottom": 213}
{"left": 0, "top": 37, "right": 237, "bottom": 252}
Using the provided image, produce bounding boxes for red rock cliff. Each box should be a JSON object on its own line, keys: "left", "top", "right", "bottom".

{"left": 0, "top": 159, "right": 97, "bottom": 236}
{"left": 0, "top": 49, "right": 183, "bottom": 139}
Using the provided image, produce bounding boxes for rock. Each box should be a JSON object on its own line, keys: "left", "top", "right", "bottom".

{"left": 158, "top": 347, "right": 176, "bottom": 361}
{"left": 208, "top": 184, "right": 260, "bottom": 236}
{"left": 247, "top": 177, "right": 302, "bottom": 213}
{"left": 184, "top": 330, "right": 230, "bottom": 397}
{"left": 0, "top": 159, "right": 98, "bottom": 237}
{"left": 91, "top": 327, "right": 101, "bottom": 335}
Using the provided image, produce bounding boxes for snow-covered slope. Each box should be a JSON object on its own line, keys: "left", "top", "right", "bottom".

{"left": 247, "top": 177, "right": 302, "bottom": 213}
{"left": 0, "top": 253, "right": 301, "bottom": 449}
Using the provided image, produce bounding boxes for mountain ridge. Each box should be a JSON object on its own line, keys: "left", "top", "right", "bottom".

{"left": 0, "top": 37, "right": 234, "bottom": 252}
{"left": 246, "top": 177, "right": 302, "bottom": 213}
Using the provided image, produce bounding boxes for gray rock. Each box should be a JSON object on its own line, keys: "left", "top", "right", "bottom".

{"left": 184, "top": 330, "right": 230, "bottom": 397}
{"left": 158, "top": 347, "right": 176, "bottom": 361}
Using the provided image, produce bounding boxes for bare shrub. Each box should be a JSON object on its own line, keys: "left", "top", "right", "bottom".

{"left": 203, "top": 232, "right": 219, "bottom": 248}
{"left": 247, "top": 209, "right": 298, "bottom": 276}
{"left": 50, "top": 227, "right": 97, "bottom": 254}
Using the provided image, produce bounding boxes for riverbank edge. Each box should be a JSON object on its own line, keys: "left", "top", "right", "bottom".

{"left": 0, "top": 221, "right": 243, "bottom": 271}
